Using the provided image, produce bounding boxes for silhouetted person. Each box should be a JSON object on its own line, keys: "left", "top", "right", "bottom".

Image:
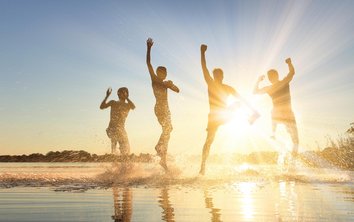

{"left": 146, "top": 38, "right": 180, "bottom": 171}
{"left": 100, "top": 87, "right": 135, "bottom": 155}
{"left": 158, "top": 187, "right": 175, "bottom": 222}
{"left": 253, "top": 58, "right": 299, "bottom": 157}
{"left": 199, "top": 44, "right": 239, "bottom": 175}
{"left": 112, "top": 187, "right": 132, "bottom": 222}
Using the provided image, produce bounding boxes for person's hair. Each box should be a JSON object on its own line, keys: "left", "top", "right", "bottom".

{"left": 267, "top": 69, "right": 279, "bottom": 82}
{"left": 117, "top": 87, "right": 128, "bottom": 99}
{"left": 213, "top": 68, "right": 224, "bottom": 81}
{"left": 156, "top": 66, "right": 167, "bottom": 79}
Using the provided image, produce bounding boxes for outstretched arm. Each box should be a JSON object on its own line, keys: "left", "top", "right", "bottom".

{"left": 253, "top": 75, "right": 270, "bottom": 94}
{"left": 164, "top": 80, "right": 180, "bottom": 93}
{"left": 282, "top": 58, "right": 295, "bottom": 83}
{"left": 200, "top": 44, "right": 213, "bottom": 84}
{"left": 146, "top": 38, "right": 159, "bottom": 82}
{"left": 100, "top": 88, "right": 113, "bottom": 109}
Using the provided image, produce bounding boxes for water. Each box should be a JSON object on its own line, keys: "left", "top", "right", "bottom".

{"left": 0, "top": 162, "right": 353, "bottom": 221}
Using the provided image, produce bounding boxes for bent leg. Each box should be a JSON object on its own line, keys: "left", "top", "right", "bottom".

{"left": 286, "top": 120, "right": 299, "bottom": 157}
{"left": 271, "top": 120, "right": 277, "bottom": 139}
{"left": 117, "top": 128, "right": 130, "bottom": 158}
{"left": 155, "top": 110, "right": 173, "bottom": 156}
{"left": 154, "top": 107, "right": 173, "bottom": 171}
{"left": 157, "top": 121, "right": 173, "bottom": 171}
{"left": 156, "top": 124, "right": 172, "bottom": 156}
{"left": 111, "top": 139, "right": 117, "bottom": 154}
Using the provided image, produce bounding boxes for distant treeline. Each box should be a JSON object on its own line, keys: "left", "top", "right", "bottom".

{"left": 0, "top": 150, "right": 154, "bottom": 163}
{"left": 0, "top": 144, "right": 353, "bottom": 170}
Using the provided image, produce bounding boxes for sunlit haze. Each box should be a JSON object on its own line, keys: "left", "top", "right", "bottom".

{"left": 0, "top": 0, "right": 353, "bottom": 155}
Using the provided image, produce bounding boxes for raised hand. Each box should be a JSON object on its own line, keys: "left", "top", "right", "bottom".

{"left": 285, "top": 58, "right": 292, "bottom": 64}
{"left": 201, "top": 44, "right": 207, "bottom": 53}
{"left": 106, "top": 87, "right": 112, "bottom": 97}
{"left": 147, "top": 38, "right": 154, "bottom": 48}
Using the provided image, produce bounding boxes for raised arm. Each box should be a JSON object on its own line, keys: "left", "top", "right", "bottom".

{"left": 100, "top": 88, "right": 113, "bottom": 109}
{"left": 200, "top": 44, "right": 213, "bottom": 84}
{"left": 253, "top": 75, "right": 270, "bottom": 94}
{"left": 164, "top": 80, "right": 180, "bottom": 93}
{"left": 282, "top": 58, "right": 295, "bottom": 83}
{"left": 146, "top": 38, "right": 159, "bottom": 82}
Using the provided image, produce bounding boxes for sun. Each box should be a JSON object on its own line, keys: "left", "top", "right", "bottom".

{"left": 213, "top": 96, "right": 268, "bottom": 154}
{"left": 224, "top": 97, "right": 255, "bottom": 135}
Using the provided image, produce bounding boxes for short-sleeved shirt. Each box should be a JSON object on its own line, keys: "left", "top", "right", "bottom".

{"left": 207, "top": 81, "right": 235, "bottom": 112}
{"left": 206, "top": 81, "right": 236, "bottom": 130}
{"left": 267, "top": 80, "right": 292, "bottom": 113}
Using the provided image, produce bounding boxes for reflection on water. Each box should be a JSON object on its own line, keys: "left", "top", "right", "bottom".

{"left": 0, "top": 180, "right": 352, "bottom": 221}
{"left": 204, "top": 190, "right": 221, "bottom": 222}
{"left": 277, "top": 181, "right": 301, "bottom": 221}
{"left": 105, "top": 181, "right": 353, "bottom": 222}
{"left": 238, "top": 182, "right": 256, "bottom": 220}
{"left": 112, "top": 187, "right": 132, "bottom": 222}
{"left": 158, "top": 187, "right": 175, "bottom": 222}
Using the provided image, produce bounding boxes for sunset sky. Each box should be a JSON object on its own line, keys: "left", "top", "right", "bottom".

{"left": 0, "top": 0, "right": 353, "bottom": 155}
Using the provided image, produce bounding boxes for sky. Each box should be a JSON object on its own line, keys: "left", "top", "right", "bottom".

{"left": 0, "top": 0, "right": 353, "bottom": 155}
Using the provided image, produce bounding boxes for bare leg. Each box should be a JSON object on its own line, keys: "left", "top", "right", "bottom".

{"left": 286, "top": 121, "right": 299, "bottom": 157}
{"left": 111, "top": 140, "right": 117, "bottom": 154}
{"left": 271, "top": 121, "right": 277, "bottom": 139}
{"left": 155, "top": 128, "right": 171, "bottom": 156}
{"left": 156, "top": 124, "right": 172, "bottom": 171}
{"left": 118, "top": 128, "right": 130, "bottom": 161}
{"left": 199, "top": 129, "right": 217, "bottom": 175}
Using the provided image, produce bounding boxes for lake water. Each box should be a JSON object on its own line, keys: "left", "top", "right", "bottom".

{"left": 0, "top": 162, "right": 353, "bottom": 221}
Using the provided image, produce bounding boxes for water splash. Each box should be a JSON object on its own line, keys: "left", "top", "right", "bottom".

{"left": 0, "top": 160, "right": 352, "bottom": 191}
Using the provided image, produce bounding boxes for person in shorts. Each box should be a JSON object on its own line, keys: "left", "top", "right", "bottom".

{"left": 199, "top": 44, "right": 240, "bottom": 175}
{"left": 253, "top": 58, "right": 299, "bottom": 157}
{"left": 146, "top": 38, "right": 180, "bottom": 171}
{"left": 100, "top": 87, "right": 135, "bottom": 156}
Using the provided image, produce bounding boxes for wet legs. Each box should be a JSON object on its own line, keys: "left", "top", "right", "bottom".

{"left": 199, "top": 129, "right": 217, "bottom": 175}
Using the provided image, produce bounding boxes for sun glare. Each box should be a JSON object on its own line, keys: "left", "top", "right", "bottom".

{"left": 225, "top": 97, "right": 253, "bottom": 135}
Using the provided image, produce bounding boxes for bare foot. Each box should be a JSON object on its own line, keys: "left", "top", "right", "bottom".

{"left": 199, "top": 167, "right": 205, "bottom": 176}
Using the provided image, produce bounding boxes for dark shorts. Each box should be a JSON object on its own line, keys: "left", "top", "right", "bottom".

{"left": 206, "top": 110, "right": 231, "bottom": 131}
{"left": 272, "top": 109, "right": 296, "bottom": 125}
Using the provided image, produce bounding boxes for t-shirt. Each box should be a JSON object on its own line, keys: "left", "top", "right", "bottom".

{"left": 207, "top": 81, "right": 235, "bottom": 112}
{"left": 267, "top": 80, "right": 292, "bottom": 112}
